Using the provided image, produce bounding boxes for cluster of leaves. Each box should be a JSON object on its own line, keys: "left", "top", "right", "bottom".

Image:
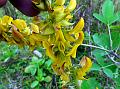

{"left": 77, "top": 0, "right": 120, "bottom": 89}
{"left": 25, "top": 56, "right": 52, "bottom": 89}
{"left": 0, "top": 42, "right": 53, "bottom": 89}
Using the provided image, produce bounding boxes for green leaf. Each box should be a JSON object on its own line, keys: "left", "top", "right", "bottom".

{"left": 92, "top": 49, "right": 110, "bottom": 67}
{"left": 32, "top": 56, "right": 39, "bottom": 62}
{"left": 102, "top": 0, "right": 114, "bottom": 21}
{"left": 103, "top": 68, "right": 113, "bottom": 78}
{"left": 38, "top": 59, "right": 45, "bottom": 66}
{"left": 92, "top": 49, "right": 108, "bottom": 57}
{"left": 93, "top": 0, "right": 119, "bottom": 24}
{"left": 109, "top": 13, "right": 119, "bottom": 25}
{"left": 44, "top": 76, "right": 52, "bottom": 82}
{"left": 81, "top": 78, "right": 101, "bottom": 89}
{"left": 114, "top": 76, "right": 120, "bottom": 89}
{"left": 45, "top": 60, "right": 52, "bottom": 68}
{"left": 93, "top": 13, "right": 107, "bottom": 24}
{"left": 111, "top": 32, "right": 120, "bottom": 49}
{"left": 25, "top": 65, "right": 37, "bottom": 76}
{"left": 91, "top": 63, "right": 101, "bottom": 71}
{"left": 31, "top": 81, "right": 39, "bottom": 88}
{"left": 36, "top": 69, "right": 43, "bottom": 81}
{"left": 110, "top": 25, "right": 120, "bottom": 30}
{"left": 92, "top": 33, "right": 110, "bottom": 49}
{"left": 4, "top": 57, "right": 10, "bottom": 63}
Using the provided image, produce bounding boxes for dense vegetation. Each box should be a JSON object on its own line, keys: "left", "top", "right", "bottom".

{"left": 0, "top": 0, "right": 120, "bottom": 89}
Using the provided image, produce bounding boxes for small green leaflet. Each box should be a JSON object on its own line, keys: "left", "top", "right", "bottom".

{"left": 93, "top": 0, "right": 119, "bottom": 25}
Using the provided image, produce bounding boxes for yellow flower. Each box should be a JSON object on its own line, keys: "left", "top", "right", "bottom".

{"left": 22, "top": 27, "right": 31, "bottom": 35}
{"left": 55, "top": 29, "right": 66, "bottom": 42}
{"left": 66, "top": 44, "right": 79, "bottom": 58}
{"left": 43, "top": 41, "right": 56, "bottom": 61}
{"left": 80, "top": 56, "right": 92, "bottom": 71}
{"left": 65, "top": 0, "right": 76, "bottom": 12}
{"left": 75, "top": 31, "right": 84, "bottom": 45}
{"left": 0, "top": 16, "right": 13, "bottom": 32}
{"left": 12, "top": 19, "right": 27, "bottom": 32}
{"left": 57, "top": 41, "right": 65, "bottom": 53}
{"left": 30, "top": 23, "right": 39, "bottom": 33}
{"left": 76, "top": 56, "right": 92, "bottom": 80}
{"left": 53, "top": 6, "right": 64, "bottom": 13}
{"left": 60, "top": 73, "right": 69, "bottom": 82}
{"left": 69, "top": 17, "right": 84, "bottom": 34}
{"left": 55, "top": 0, "right": 65, "bottom": 6}
{"left": 66, "top": 31, "right": 84, "bottom": 58}
{"left": 29, "top": 34, "right": 48, "bottom": 46}
{"left": 2, "top": 15, "right": 13, "bottom": 25}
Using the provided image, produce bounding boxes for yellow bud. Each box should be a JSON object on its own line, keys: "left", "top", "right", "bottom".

{"left": 53, "top": 6, "right": 64, "bottom": 13}
{"left": 60, "top": 20, "right": 73, "bottom": 26}
{"left": 66, "top": 0, "right": 76, "bottom": 12}
{"left": 2, "top": 15, "right": 13, "bottom": 25}
{"left": 30, "top": 23, "right": 39, "bottom": 33}
{"left": 12, "top": 19, "right": 27, "bottom": 32}
{"left": 55, "top": 0, "right": 65, "bottom": 5}
{"left": 23, "top": 27, "right": 31, "bottom": 35}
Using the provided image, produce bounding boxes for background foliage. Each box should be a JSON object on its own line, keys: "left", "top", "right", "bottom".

{"left": 0, "top": 0, "right": 120, "bottom": 89}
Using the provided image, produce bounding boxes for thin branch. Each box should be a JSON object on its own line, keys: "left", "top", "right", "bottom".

{"left": 81, "top": 44, "right": 109, "bottom": 52}
{"left": 107, "top": 54, "right": 120, "bottom": 66}
{"left": 81, "top": 44, "right": 120, "bottom": 65}
{"left": 107, "top": 24, "right": 112, "bottom": 49}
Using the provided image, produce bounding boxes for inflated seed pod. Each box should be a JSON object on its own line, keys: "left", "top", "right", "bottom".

{"left": 9, "top": 0, "right": 40, "bottom": 17}
{"left": 0, "top": 0, "right": 7, "bottom": 7}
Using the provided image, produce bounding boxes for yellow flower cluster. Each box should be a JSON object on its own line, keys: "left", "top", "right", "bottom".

{"left": 0, "top": 0, "right": 92, "bottom": 84}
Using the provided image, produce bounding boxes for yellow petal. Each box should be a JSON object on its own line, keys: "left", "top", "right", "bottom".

{"left": 80, "top": 56, "right": 92, "bottom": 71}
{"left": 60, "top": 73, "right": 69, "bottom": 82}
{"left": 66, "top": 0, "right": 76, "bottom": 12}
{"left": 65, "top": 15, "right": 73, "bottom": 21}
{"left": 30, "top": 23, "right": 39, "bottom": 33}
{"left": 23, "top": 27, "right": 31, "bottom": 35}
{"left": 12, "top": 19, "right": 27, "bottom": 32}
{"left": 2, "top": 15, "right": 13, "bottom": 25}
{"left": 75, "top": 31, "right": 84, "bottom": 45}
{"left": 56, "top": 29, "right": 66, "bottom": 42}
{"left": 53, "top": 6, "right": 64, "bottom": 13}
{"left": 43, "top": 41, "right": 55, "bottom": 61}
{"left": 76, "top": 56, "right": 92, "bottom": 80}
{"left": 55, "top": 12, "right": 65, "bottom": 22}
{"left": 69, "top": 17, "right": 84, "bottom": 34}
{"left": 55, "top": 0, "right": 65, "bottom": 5}
{"left": 66, "top": 44, "right": 79, "bottom": 58}
{"left": 60, "top": 20, "right": 73, "bottom": 26}
{"left": 64, "top": 32, "right": 75, "bottom": 42}
{"left": 58, "top": 41, "right": 65, "bottom": 53}
{"left": 42, "top": 25, "right": 55, "bottom": 35}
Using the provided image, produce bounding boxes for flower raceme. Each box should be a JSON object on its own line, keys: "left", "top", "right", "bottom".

{"left": 0, "top": 0, "right": 92, "bottom": 85}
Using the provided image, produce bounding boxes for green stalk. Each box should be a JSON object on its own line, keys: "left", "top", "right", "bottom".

{"left": 107, "top": 24, "right": 112, "bottom": 49}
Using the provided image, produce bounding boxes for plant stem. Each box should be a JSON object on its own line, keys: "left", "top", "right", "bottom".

{"left": 107, "top": 24, "right": 112, "bottom": 49}
{"left": 81, "top": 44, "right": 120, "bottom": 59}
{"left": 101, "top": 64, "right": 114, "bottom": 69}
{"left": 81, "top": 44, "right": 120, "bottom": 65}
{"left": 81, "top": 44, "right": 109, "bottom": 52}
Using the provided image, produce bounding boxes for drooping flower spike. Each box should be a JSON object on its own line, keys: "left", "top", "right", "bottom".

{"left": 0, "top": 0, "right": 92, "bottom": 86}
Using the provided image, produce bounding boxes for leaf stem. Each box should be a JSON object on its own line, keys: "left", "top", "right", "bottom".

{"left": 81, "top": 44, "right": 120, "bottom": 59}
{"left": 81, "top": 44, "right": 109, "bottom": 52}
{"left": 107, "top": 24, "right": 112, "bottom": 49}
{"left": 81, "top": 44, "right": 120, "bottom": 65}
